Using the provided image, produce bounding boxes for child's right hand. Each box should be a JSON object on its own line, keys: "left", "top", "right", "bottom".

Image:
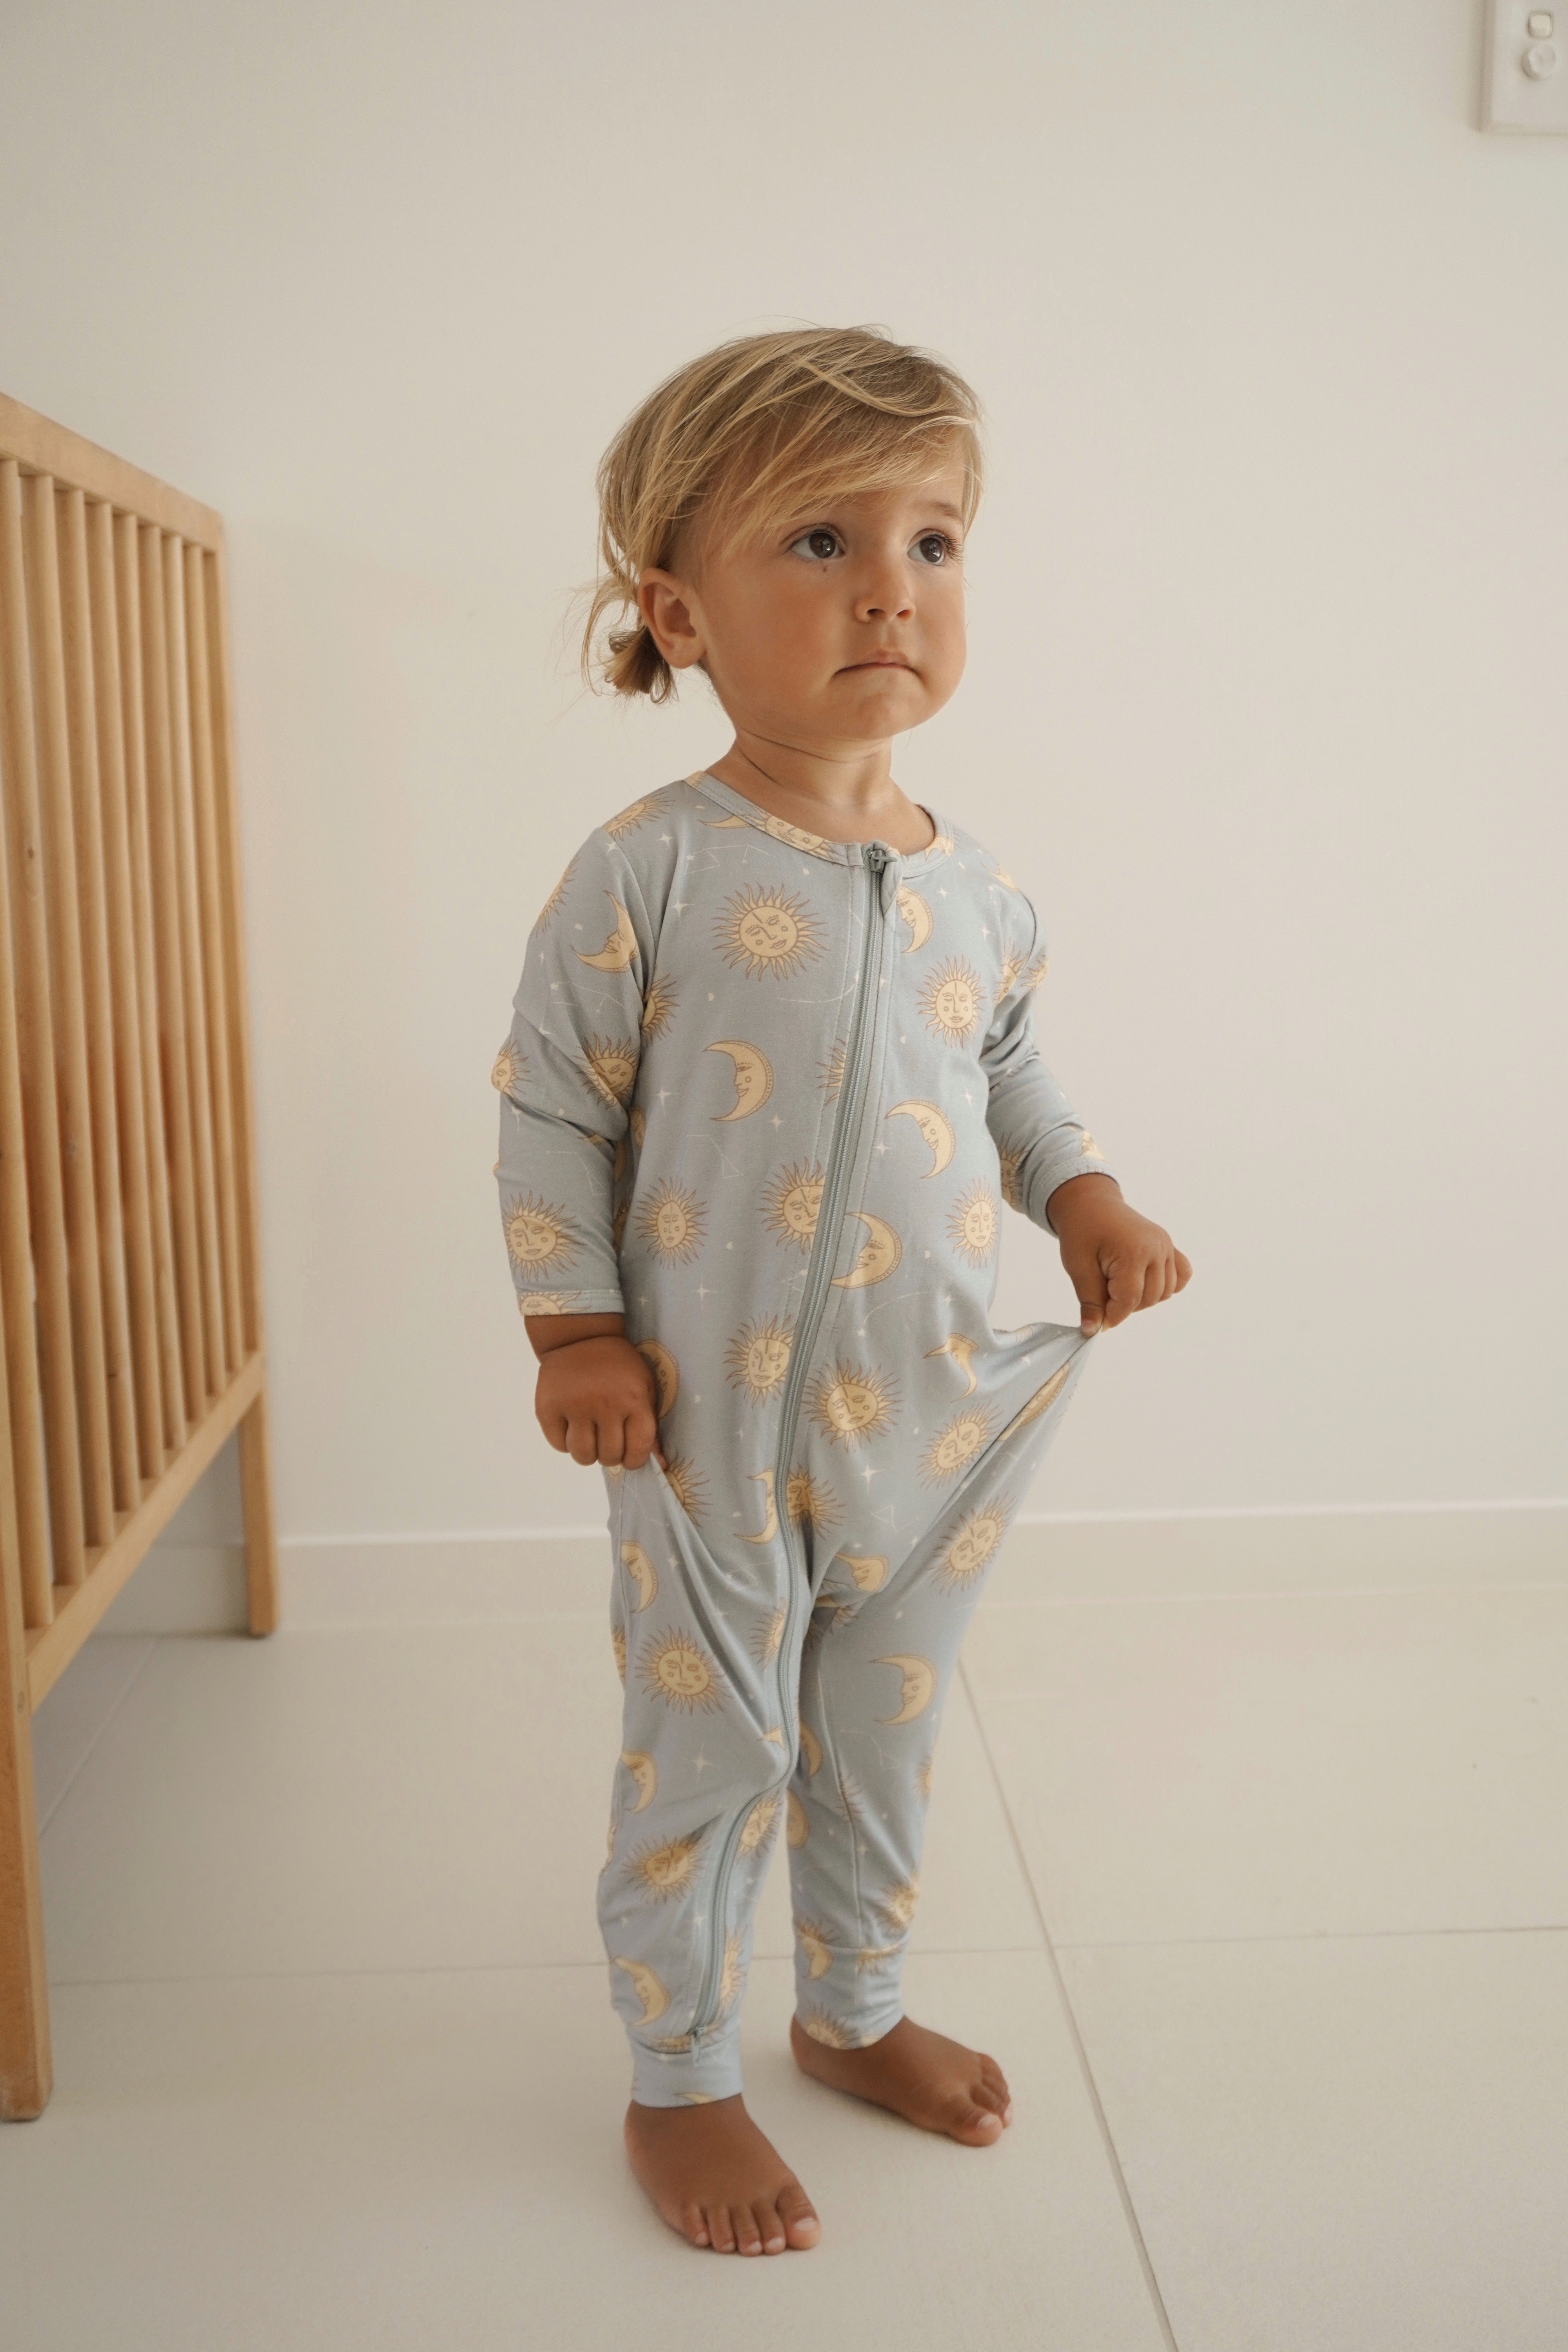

{"left": 525, "top": 1316, "right": 664, "bottom": 1470}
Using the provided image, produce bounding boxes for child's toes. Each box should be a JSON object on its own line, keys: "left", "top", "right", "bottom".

{"left": 704, "top": 2203, "right": 737, "bottom": 2253}
{"left": 680, "top": 2203, "right": 710, "bottom": 2248}
{"left": 733, "top": 2204, "right": 764, "bottom": 2256}
{"left": 778, "top": 2183, "right": 821, "bottom": 2248}
{"left": 752, "top": 2198, "right": 787, "bottom": 2254}
{"left": 949, "top": 2095, "right": 1005, "bottom": 2144}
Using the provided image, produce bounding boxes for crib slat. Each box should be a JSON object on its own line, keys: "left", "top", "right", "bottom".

{"left": 87, "top": 501, "right": 164, "bottom": 1483}
{"left": 0, "top": 463, "right": 55, "bottom": 1623}
{"left": 137, "top": 523, "right": 206, "bottom": 1418}
{"left": 114, "top": 516, "right": 185, "bottom": 1456}
{"left": 182, "top": 548, "right": 245, "bottom": 1375}
{"left": 23, "top": 479, "right": 116, "bottom": 1552}
{"left": 206, "top": 546, "right": 277, "bottom": 1634}
{"left": 161, "top": 540, "right": 226, "bottom": 1392}
{"left": 58, "top": 490, "right": 140, "bottom": 1511}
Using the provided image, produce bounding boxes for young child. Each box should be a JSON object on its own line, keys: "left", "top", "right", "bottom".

{"left": 494, "top": 326, "right": 1190, "bottom": 2256}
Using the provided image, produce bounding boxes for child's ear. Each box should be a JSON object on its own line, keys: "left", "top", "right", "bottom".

{"left": 638, "top": 569, "right": 706, "bottom": 671}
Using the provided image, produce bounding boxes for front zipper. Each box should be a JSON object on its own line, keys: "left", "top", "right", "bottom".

{"left": 688, "top": 842, "right": 893, "bottom": 2044}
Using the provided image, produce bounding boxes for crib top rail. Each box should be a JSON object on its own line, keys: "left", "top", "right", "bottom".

{"left": 0, "top": 390, "right": 223, "bottom": 549}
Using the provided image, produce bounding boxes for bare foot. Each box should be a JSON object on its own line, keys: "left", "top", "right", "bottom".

{"left": 789, "top": 2013, "right": 1013, "bottom": 2146}
{"left": 624, "top": 2096, "right": 821, "bottom": 2254}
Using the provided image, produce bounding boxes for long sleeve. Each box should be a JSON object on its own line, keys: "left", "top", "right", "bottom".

{"left": 493, "top": 827, "right": 658, "bottom": 1317}
{"left": 982, "top": 886, "right": 1112, "bottom": 1230}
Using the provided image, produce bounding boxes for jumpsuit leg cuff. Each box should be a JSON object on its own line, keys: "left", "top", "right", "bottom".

{"left": 629, "top": 2029, "right": 746, "bottom": 2109}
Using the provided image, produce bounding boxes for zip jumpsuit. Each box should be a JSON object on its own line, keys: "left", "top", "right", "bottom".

{"left": 494, "top": 770, "right": 1109, "bottom": 2105}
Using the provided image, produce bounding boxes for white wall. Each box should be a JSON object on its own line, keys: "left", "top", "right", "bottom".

{"left": 2, "top": 0, "right": 1564, "bottom": 1559}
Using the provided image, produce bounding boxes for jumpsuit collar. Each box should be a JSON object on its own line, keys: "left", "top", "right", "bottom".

{"left": 683, "top": 769, "right": 956, "bottom": 877}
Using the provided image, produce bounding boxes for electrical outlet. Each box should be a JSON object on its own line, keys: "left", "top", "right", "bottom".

{"left": 1483, "top": 0, "right": 1568, "bottom": 129}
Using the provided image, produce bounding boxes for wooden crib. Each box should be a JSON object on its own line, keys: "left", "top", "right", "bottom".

{"left": 0, "top": 392, "right": 275, "bottom": 2121}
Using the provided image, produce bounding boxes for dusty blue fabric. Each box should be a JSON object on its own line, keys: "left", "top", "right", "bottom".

{"left": 494, "top": 770, "right": 1108, "bottom": 2102}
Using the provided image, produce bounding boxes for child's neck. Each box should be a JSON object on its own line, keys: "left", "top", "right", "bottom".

{"left": 706, "top": 736, "right": 936, "bottom": 855}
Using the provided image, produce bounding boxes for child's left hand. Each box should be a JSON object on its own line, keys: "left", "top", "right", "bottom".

{"left": 1046, "top": 1172, "right": 1192, "bottom": 1338}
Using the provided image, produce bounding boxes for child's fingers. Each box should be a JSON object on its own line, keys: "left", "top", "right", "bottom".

{"left": 598, "top": 1415, "right": 626, "bottom": 1468}
{"left": 1066, "top": 1243, "right": 1110, "bottom": 1336}
{"left": 1174, "top": 1249, "right": 1193, "bottom": 1291}
{"left": 536, "top": 1403, "right": 570, "bottom": 1454}
{"left": 622, "top": 1400, "right": 661, "bottom": 1472}
{"left": 566, "top": 1414, "right": 600, "bottom": 1466}
{"left": 1101, "top": 1250, "right": 1152, "bottom": 1328}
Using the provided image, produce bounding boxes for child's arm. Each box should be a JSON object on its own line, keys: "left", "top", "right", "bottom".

{"left": 982, "top": 892, "right": 1191, "bottom": 1338}
{"left": 495, "top": 831, "right": 661, "bottom": 1463}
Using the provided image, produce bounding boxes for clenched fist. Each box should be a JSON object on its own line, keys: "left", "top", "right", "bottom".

{"left": 524, "top": 1314, "right": 664, "bottom": 1470}
{"left": 1046, "top": 1172, "right": 1191, "bottom": 1337}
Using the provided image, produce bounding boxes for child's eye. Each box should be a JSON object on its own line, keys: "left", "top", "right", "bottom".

{"left": 911, "top": 532, "right": 955, "bottom": 566}
{"left": 789, "top": 527, "right": 843, "bottom": 561}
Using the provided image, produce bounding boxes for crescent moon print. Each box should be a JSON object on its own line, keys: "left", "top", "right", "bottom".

{"left": 621, "top": 1749, "right": 657, "bottom": 1811}
{"left": 838, "top": 1551, "right": 889, "bottom": 1592}
{"left": 620, "top": 1541, "right": 658, "bottom": 1611}
{"left": 639, "top": 1626, "right": 722, "bottom": 1712}
{"left": 612, "top": 1956, "right": 670, "bottom": 2023}
{"left": 635, "top": 1338, "right": 679, "bottom": 1419}
{"left": 797, "top": 1722, "right": 823, "bottom": 1777}
{"left": 830, "top": 1210, "right": 902, "bottom": 1288}
{"left": 573, "top": 895, "right": 639, "bottom": 972}
{"left": 786, "top": 1790, "right": 810, "bottom": 1847}
{"left": 947, "top": 1182, "right": 1000, "bottom": 1268}
{"left": 503, "top": 1194, "right": 579, "bottom": 1276}
{"left": 921, "top": 1406, "right": 995, "bottom": 1485}
{"left": 925, "top": 1334, "right": 979, "bottom": 1394}
{"left": 705, "top": 1038, "right": 774, "bottom": 1119}
{"left": 936, "top": 1500, "right": 1013, "bottom": 1591}
{"left": 762, "top": 813, "right": 832, "bottom": 855}
{"left": 725, "top": 1316, "right": 793, "bottom": 1405}
{"left": 876, "top": 1653, "right": 937, "bottom": 1724}
{"left": 885, "top": 1100, "right": 955, "bottom": 1176}
{"left": 701, "top": 812, "right": 749, "bottom": 828}
{"left": 1000, "top": 1358, "right": 1075, "bottom": 1439}
{"left": 741, "top": 1469, "right": 779, "bottom": 1545}
{"left": 715, "top": 885, "right": 824, "bottom": 980}
{"left": 896, "top": 886, "right": 933, "bottom": 949}
{"left": 920, "top": 956, "right": 985, "bottom": 1047}
{"left": 795, "top": 1917, "right": 834, "bottom": 1980}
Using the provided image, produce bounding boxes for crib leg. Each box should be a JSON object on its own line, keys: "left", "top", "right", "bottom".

{"left": 239, "top": 1385, "right": 278, "bottom": 1637}
{"left": 1, "top": 1532, "right": 51, "bottom": 2118}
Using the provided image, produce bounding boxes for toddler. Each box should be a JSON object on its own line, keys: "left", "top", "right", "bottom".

{"left": 493, "top": 327, "right": 1190, "bottom": 2255}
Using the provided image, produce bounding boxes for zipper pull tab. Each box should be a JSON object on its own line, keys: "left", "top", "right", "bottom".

{"left": 866, "top": 840, "right": 899, "bottom": 913}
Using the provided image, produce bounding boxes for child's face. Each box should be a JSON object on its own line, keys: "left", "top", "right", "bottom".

{"left": 640, "top": 468, "right": 969, "bottom": 749}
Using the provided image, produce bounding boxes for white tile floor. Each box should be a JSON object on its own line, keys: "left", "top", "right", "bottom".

{"left": 5, "top": 1563, "right": 1567, "bottom": 2350}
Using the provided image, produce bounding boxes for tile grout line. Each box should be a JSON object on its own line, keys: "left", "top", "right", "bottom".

{"left": 959, "top": 1656, "right": 1181, "bottom": 2352}
{"left": 36, "top": 1636, "right": 165, "bottom": 1837}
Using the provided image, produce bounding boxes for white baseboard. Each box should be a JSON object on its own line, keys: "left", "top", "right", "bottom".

{"left": 93, "top": 1503, "right": 1568, "bottom": 1636}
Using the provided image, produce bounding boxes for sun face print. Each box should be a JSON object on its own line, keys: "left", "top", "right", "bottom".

{"left": 786, "top": 1467, "right": 840, "bottom": 1534}
{"left": 517, "top": 1290, "right": 579, "bottom": 1316}
{"left": 1026, "top": 951, "right": 1050, "bottom": 991}
{"left": 718, "top": 1931, "right": 746, "bottom": 2010}
{"left": 919, "top": 956, "right": 985, "bottom": 1048}
{"left": 997, "top": 1143, "right": 1024, "bottom": 1211}
{"left": 856, "top": 1942, "right": 902, "bottom": 1973}
{"left": 878, "top": 1874, "right": 921, "bottom": 1932}
{"left": 725, "top": 1316, "right": 793, "bottom": 1405}
{"left": 661, "top": 1452, "right": 707, "bottom": 1523}
{"left": 937, "top": 1500, "right": 1012, "bottom": 1591}
{"left": 820, "top": 1038, "right": 846, "bottom": 1102}
{"left": 580, "top": 1034, "right": 639, "bottom": 1109}
{"left": 798, "top": 2006, "right": 858, "bottom": 2049}
{"left": 536, "top": 859, "right": 574, "bottom": 926}
{"left": 738, "top": 1793, "right": 780, "bottom": 1855}
{"left": 920, "top": 1406, "right": 995, "bottom": 1485}
{"left": 762, "top": 1161, "right": 824, "bottom": 1254}
{"left": 750, "top": 1606, "right": 787, "bottom": 1666}
{"left": 635, "top": 1180, "right": 707, "bottom": 1267}
{"left": 490, "top": 1040, "right": 524, "bottom": 1094}
{"left": 503, "top": 1194, "right": 579, "bottom": 1277}
{"left": 639, "top": 1627, "right": 722, "bottom": 1713}
{"left": 807, "top": 1360, "right": 900, "bottom": 1449}
{"left": 628, "top": 1830, "right": 703, "bottom": 1902}
{"left": 795, "top": 1917, "right": 834, "bottom": 1981}
{"left": 947, "top": 1182, "right": 1000, "bottom": 1267}
{"left": 640, "top": 976, "right": 677, "bottom": 1040}
{"left": 997, "top": 942, "right": 1025, "bottom": 998}
{"left": 715, "top": 885, "right": 824, "bottom": 981}
{"left": 603, "top": 796, "right": 658, "bottom": 838}
{"left": 916, "top": 1751, "right": 936, "bottom": 1802}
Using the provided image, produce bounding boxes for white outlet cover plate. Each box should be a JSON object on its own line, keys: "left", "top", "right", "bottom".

{"left": 1484, "top": 0, "right": 1568, "bottom": 129}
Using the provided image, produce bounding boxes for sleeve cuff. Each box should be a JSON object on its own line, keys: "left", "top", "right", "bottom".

{"left": 514, "top": 1288, "right": 626, "bottom": 1318}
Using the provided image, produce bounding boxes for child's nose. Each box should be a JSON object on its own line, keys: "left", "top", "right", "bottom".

{"left": 854, "top": 563, "right": 915, "bottom": 621}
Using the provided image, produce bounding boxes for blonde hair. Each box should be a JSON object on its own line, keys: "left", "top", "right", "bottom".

{"left": 583, "top": 325, "right": 984, "bottom": 702}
